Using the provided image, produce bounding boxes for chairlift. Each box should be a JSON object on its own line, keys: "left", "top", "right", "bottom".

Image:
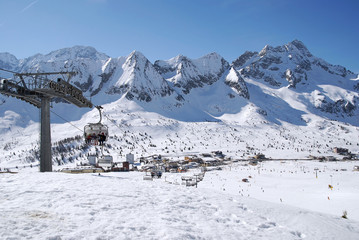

{"left": 84, "top": 106, "right": 109, "bottom": 145}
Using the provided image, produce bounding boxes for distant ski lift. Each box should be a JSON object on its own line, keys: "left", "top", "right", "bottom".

{"left": 84, "top": 106, "right": 109, "bottom": 145}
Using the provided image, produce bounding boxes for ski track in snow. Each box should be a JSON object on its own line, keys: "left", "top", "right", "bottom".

{"left": 1, "top": 163, "right": 359, "bottom": 240}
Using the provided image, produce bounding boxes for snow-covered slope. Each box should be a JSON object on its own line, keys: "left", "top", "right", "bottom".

{"left": 1, "top": 162, "right": 359, "bottom": 239}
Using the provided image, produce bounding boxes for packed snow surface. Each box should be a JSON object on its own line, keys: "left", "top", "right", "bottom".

{"left": 1, "top": 160, "right": 358, "bottom": 239}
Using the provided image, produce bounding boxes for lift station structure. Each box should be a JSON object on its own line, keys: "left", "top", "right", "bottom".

{"left": 0, "top": 70, "right": 93, "bottom": 172}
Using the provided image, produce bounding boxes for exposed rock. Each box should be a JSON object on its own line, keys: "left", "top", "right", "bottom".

{"left": 155, "top": 52, "right": 230, "bottom": 95}
{"left": 225, "top": 67, "right": 250, "bottom": 99}
{"left": 232, "top": 51, "right": 257, "bottom": 68}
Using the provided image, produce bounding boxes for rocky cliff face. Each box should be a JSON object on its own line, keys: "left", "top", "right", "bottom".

{"left": 225, "top": 67, "right": 250, "bottom": 99}
{"left": 154, "top": 52, "right": 230, "bottom": 94}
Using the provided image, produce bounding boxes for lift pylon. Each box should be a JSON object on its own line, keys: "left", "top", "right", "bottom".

{"left": 0, "top": 70, "right": 93, "bottom": 172}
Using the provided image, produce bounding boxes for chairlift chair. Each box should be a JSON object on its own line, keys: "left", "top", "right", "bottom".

{"left": 84, "top": 106, "right": 109, "bottom": 145}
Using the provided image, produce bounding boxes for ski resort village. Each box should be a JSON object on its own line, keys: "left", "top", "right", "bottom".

{"left": 1, "top": 40, "right": 359, "bottom": 239}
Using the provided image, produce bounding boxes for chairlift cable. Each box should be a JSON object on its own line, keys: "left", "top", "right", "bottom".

{"left": 102, "top": 110, "right": 144, "bottom": 149}
{"left": 102, "top": 111, "right": 137, "bottom": 144}
{"left": 50, "top": 109, "right": 84, "bottom": 133}
{"left": 102, "top": 111, "right": 126, "bottom": 134}
{"left": 0, "top": 67, "right": 20, "bottom": 74}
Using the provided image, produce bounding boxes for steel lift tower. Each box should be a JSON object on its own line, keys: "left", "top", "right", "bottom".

{"left": 0, "top": 70, "right": 92, "bottom": 172}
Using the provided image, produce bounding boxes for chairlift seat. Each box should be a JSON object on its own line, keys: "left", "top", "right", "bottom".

{"left": 84, "top": 123, "right": 108, "bottom": 136}
{"left": 84, "top": 123, "right": 109, "bottom": 144}
{"left": 83, "top": 106, "right": 109, "bottom": 145}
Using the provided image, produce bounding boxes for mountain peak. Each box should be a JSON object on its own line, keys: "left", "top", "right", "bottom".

{"left": 259, "top": 45, "right": 272, "bottom": 57}
{"left": 125, "top": 50, "right": 151, "bottom": 70}
{"left": 289, "top": 39, "right": 307, "bottom": 50}
{"left": 107, "top": 49, "right": 176, "bottom": 102}
{"left": 45, "top": 46, "right": 109, "bottom": 61}
{"left": 0, "top": 52, "right": 19, "bottom": 71}
{"left": 170, "top": 54, "right": 189, "bottom": 64}
{"left": 202, "top": 52, "right": 222, "bottom": 59}
{"left": 257, "top": 40, "right": 312, "bottom": 59}
{"left": 232, "top": 51, "right": 258, "bottom": 68}
{"left": 128, "top": 50, "right": 146, "bottom": 59}
{"left": 0, "top": 52, "right": 18, "bottom": 62}
{"left": 285, "top": 40, "right": 313, "bottom": 57}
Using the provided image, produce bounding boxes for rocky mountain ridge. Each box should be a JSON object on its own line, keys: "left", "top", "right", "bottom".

{"left": 0, "top": 40, "right": 358, "bottom": 126}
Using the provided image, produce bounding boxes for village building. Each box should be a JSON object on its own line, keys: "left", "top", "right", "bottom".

{"left": 333, "top": 147, "right": 350, "bottom": 155}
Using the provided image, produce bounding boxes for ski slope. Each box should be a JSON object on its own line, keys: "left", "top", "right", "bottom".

{"left": 1, "top": 160, "right": 358, "bottom": 239}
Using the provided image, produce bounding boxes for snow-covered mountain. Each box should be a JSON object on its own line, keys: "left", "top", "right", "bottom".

{"left": 232, "top": 40, "right": 358, "bottom": 123}
{"left": 106, "top": 51, "right": 174, "bottom": 102}
{"left": 154, "top": 52, "right": 230, "bottom": 94}
{"left": 153, "top": 52, "right": 251, "bottom": 118}
{"left": 0, "top": 40, "right": 359, "bottom": 168}
{"left": 1, "top": 40, "right": 357, "bottom": 125}
{"left": 0, "top": 52, "right": 19, "bottom": 71}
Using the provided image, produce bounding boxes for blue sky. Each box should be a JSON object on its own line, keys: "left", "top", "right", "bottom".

{"left": 0, "top": 0, "right": 358, "bottom": 73}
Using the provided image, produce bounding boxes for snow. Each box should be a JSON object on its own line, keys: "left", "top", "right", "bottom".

{"left": 225, "top": 67, "right": 239, "bottom": 83}
{"left": 1, "top": 160, "right": 359, "bottom": 239}
{"left": 192, "top": 52, "right": 227, "bottom": 76}
{"left": 318, "top": 84, "right": 358, "bottom": 103}
{"left": 199, "top": 161, "right": 359, "bottom": 221}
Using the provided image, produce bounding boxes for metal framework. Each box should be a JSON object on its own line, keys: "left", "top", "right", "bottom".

{"left": 0, "top": 70, "right": 93, "bottom": 172}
